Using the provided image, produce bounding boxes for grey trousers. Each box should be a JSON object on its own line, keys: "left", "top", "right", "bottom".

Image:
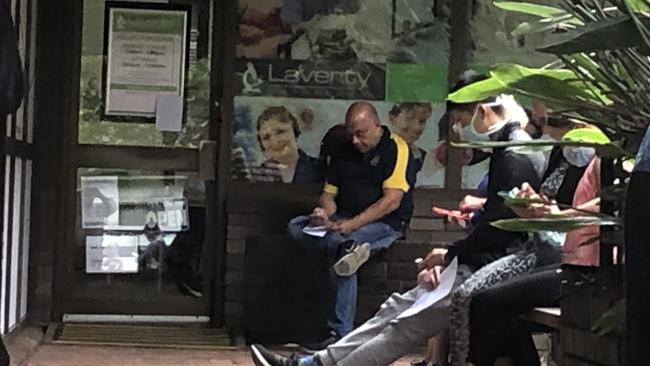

{"left": 316, "top": 265, "right": 473, "bottom": 366}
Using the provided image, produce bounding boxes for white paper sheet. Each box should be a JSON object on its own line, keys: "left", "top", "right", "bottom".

{"left": 302, "top": 225, "right": 329, "bottom": 237}
{"left": 155, "top": 94, "right": 183, "bottom": 132}
{"left": 397, "top": 257, "right": 459, "bottom": 320}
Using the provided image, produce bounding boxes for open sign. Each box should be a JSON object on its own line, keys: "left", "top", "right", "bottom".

{"left": 142, "top": 197, "right": 189, "bottom": 231}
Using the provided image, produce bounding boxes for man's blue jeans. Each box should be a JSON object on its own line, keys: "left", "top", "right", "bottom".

{"left": 287, "top": 215, "right": 402, "bottom": 337}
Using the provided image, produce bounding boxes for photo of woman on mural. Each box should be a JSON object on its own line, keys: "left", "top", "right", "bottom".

{"left": 249, "top": 106, "right": 322, "bottom": 183}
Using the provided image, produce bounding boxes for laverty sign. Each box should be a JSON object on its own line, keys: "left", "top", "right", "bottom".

{"left": 265, "top": 64, "right": 373, "bottom": 89}
{"left": 236, "top": 59, "right": 385, "bottom": 100}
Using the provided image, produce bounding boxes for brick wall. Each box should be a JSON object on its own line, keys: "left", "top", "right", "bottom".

{"left": 224, "top": 184, "right": 465, "bottom": 343}
{"left": 560, "top": 272, "right": 624, "bottom": 366}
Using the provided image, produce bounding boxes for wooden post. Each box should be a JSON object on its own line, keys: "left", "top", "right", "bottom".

{"left": 445, "top": 0, "right": 471, "bottom": 192}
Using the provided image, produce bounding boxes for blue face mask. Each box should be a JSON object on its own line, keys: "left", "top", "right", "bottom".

{"left": 563, "top": 146, "right": 596, "bottom": 167}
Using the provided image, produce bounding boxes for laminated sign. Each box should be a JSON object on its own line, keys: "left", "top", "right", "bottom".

{"left": 103, "top": 3, "right": 189, "bottom": 119}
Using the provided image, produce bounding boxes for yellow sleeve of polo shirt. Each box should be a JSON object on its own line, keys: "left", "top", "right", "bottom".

{"left": 383, "top": 133, "right": 410, "bottom": 192}
{"left": 323, "top": 182, "right": 338, "bottom": 195}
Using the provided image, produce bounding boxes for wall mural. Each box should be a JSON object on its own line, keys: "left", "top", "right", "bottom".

{"left": 231, "top": 96, "right": 448, "bottom": 188}
{"left": 232, "top": 0, "right": 461, "bottom": 188}
{"left": 232, "top": 0, "right": 564, "bottom": 189}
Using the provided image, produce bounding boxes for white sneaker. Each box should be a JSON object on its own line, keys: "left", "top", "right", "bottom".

{"left": 333, "top": 242, "right": 371, "bottom": 276}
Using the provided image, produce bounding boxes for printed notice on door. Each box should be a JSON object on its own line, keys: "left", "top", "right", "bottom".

{"left": 103, "top": 6, "right": 188, "bottom": 118}
{"left": 81, "top": 176, "right": 120, "bottom": 229}
{"left": 86, "top": 235, "right": 139, "bottom": 274}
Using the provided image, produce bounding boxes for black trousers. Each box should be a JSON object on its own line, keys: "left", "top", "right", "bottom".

{"left": 468, "top": 264, "right": 562, "bottom": 366}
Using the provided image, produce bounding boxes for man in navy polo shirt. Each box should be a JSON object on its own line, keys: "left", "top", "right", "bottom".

{"left": 287, "top": 101, "right": 412, "bottom": 346}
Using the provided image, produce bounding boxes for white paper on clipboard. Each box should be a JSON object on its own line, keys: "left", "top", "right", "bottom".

{"left": 397, "top": 257, "right": 458, "bottom": 320}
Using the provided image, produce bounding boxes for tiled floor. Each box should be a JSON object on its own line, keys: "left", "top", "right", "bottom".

{"left": 23, "top": 344, "right": 421, "bottom": 366}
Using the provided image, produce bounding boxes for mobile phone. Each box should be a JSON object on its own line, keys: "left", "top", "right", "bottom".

{"left": 431, "top": 206, "right": 469, "bottom": 221}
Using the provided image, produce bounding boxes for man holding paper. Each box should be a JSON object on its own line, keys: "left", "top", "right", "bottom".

{"left": 286, "top": 101, "right": 414, "bottom": 346}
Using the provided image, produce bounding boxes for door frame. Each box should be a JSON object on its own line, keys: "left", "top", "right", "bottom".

{"left": 44, "top": 0, "right": 236, "bottom": 326}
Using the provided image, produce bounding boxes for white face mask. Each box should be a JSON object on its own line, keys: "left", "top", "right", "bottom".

{"left": 460, "top": 109, "right": 490, "bottom": 142}
{"left": 563, "top": 146, "right": 596, "bottom": 167}
{"left": 457, "top": 100, "right": 507, "bottom": 142}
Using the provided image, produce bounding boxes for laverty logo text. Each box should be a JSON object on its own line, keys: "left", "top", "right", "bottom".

{"left": 268, "top": 64, "right": 372, "bottom": 89}
{"left": 245, "top": 63, "right": 373, "bottom": 91}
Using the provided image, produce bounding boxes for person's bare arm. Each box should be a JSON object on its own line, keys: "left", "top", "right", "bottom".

{"left": 331, "top": 188, "right": 404, "bottom": 234}
{"left": 352, "top": 188, "right": 404, "bottom": 228}
{"left": 459, "top": 195, "right": 487, "bottom": 212}
{"left": 318, "top": 191, "right": 337, "bottom": 217}
{"left": 310, "top": 192, "right": 337, "bottom": 226}
{"left": 511, "top": 196, "right": 601, "bottom": 219}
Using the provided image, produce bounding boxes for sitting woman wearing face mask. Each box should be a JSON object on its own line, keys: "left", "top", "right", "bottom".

{"left": 414, "top": 78, "right": 547, "bottom": 366}
{"left": 425, "top": 76, "right": 546, "bottom": 273}
{"left": 464, "top": 112, "right": 607, "bottom": 366}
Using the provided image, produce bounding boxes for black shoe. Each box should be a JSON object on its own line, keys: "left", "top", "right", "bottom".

{"left": 251, "top": 344, "right": 300, "bottom": 366}
{"left": 299, "top": 334, "right": 339, "bottom": 353}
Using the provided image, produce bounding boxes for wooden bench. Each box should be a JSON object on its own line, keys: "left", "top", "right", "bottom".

{"left": 523, "top": 307, "right": 562, "bottom": 329}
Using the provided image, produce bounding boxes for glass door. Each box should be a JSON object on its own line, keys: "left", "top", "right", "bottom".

{"left": 54, "top": 0, "right": 222, "bottom": 321}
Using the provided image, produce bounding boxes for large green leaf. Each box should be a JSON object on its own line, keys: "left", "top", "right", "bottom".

{"left": 625, "top": 0, "right": 650, "bottom": 13}
{"left": 493, "top": 1, "right": 566, "bottom": 18}
{"left": 445, "top": 77, "right": 509, "bottom": 103}
{"left": 490, "top": 216, "right": 622, "bottom": 232}
{"left": 512, "top": 18, "right": 575, "bottom": 37}
{"left": 450, "top": 140, "right": 633, "bottom": 158}
{"left": 538, "top": 16, "right": 649, "bottom": 54}
{"left": 563, "top": 128, "right": 612, "bottom": 144}
{"left": 490, "top": 65, "right": 605, "bottom": 105}
{"left": 447, "top": 64, "right": 610, "bottom": 107}
{"left": 510, "top": 74, "right": 611, "bottom": 106}
{"left": 490, "top": 63, "right": 575, "bottom": 84}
